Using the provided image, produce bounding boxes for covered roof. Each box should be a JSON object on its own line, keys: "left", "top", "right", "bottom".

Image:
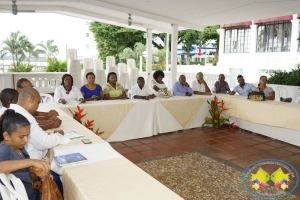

{"left": 0, "top": 0, "right": 300, "bottom": 33}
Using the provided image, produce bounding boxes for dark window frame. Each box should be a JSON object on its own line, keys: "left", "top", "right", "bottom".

{"left": 224, "top": 26, "right": 251, "bottom": 53}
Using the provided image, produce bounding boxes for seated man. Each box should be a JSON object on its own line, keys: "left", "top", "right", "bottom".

{"left": 131, "top": 77, "right": 155, "bottom": 99}
{"left": 192, "top": 72, "right": 212, "bottom": 95}
{"left": 173, "top": 75, "right": 193, "bottom": 96}
{"left": 10, "top": 87, "right": 70, "bottom": 160}
{"left": 230, "top": 75, "right": 255, "bottom": 96}
{"left": 0, "top": 88, "right": 19, "bottom": 115}
{"left": 214, "top": 74, "right": 231, "bottom": 94}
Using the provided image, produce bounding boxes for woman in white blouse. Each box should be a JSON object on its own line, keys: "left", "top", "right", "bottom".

{"left": 54, "top": 74, "right": 85, "bottom": 104}
{"left": 150, "top": 70, "right": 168, "bottom": 96}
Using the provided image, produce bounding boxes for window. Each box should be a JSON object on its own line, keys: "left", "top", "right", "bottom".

{"left": 86, "top": 44, "right": 90, "bottom": 49}
{"left": 86, "top": 21, "right": 89, "bottom": 25}
{"left": 86, "top": 33, "right": 89, "bottom": 37}
{"left": 257, "top": 21, "right": 292, "bottom": 52}
{"left": 224, "top": 26, "right": 251, "bottom": 53}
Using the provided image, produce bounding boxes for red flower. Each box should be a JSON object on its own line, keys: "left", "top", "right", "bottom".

{"left": 215, "top": 113, "right": 218, "bottom": 119}
{"left": 229, "top": 123, "right": 237, "bottom": 129}
{"left": 74, "top": 106, "right": 86, "bottom": 120}
{"left": 95, "top": 128, "right": 104, "bottom": 136}
{"left": 212, "top": 96, "right": 220, "bottom": 104}
{"left": 211, "top": 105, "right": 214, "bottom": 113}
{"left": 84, "top": 120, "right": 94, "bottom": 130}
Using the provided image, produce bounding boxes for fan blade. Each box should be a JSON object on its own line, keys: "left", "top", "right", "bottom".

{"left": 132, "top": 22, "right": 143, "bottom": 25}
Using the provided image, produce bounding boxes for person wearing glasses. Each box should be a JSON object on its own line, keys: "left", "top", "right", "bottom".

{"left": 54, "top": 74, "right": 85, "bottom": 104}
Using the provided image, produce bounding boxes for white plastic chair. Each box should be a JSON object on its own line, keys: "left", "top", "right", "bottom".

{"left": 106, "top": 56, "right": 116, "bottom": 68}
{"left": 277, "top": 86, "right": 288, "bottom": 98}
{"left": 118, "top": 63, "right": 127, "bottom": 73}
{"left": 94, "top": 59, "right": 103, "bottom": 70}
{"left": 129, "top": 68, "right": 139, "bottom": 89}
{"left": 294, "top": 90, "right": 300, "bottom": 104}
{"left": 107, "top": 66, "right": 119, "bottom": 79}
{"left": 40, "top": 93, "right": 54, "bottom": 103}
{"left": 127, "top": 59, "right": 136, "bottom": 69}
{"left": 95, "top": 69, "right": 106, "bottom": 87}
{"left": 0, "top": 173, "right": 28, "bottom": 200}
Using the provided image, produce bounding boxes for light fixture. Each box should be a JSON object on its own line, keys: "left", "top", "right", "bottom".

{"left": 128, "top": 14, "right": 132, "bottom": 26}
{"left": 12, "top": 1, "right": 17, "bottom": 15}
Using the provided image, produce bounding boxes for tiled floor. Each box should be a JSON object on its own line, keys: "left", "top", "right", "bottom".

{"left": 109, "top": 127, "right": 300, "bottom": 195}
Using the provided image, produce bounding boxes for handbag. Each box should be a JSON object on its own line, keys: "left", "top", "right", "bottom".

{"left": 157, "top": 88, "right": 172, "bottom": 98}
{"left": 30, "top": 168, "right": 63, "bottom": 200}
{"left": 280, "top": 97, "right": 292, "bottom": 103}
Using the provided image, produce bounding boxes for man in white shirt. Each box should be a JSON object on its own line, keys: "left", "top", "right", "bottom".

{"left": 0, "top": 88, "right": 19, "bottom": 116}
{"left": 229, "top": 75, "right": 255, "bottom": 96}
{"left": 192, "top": 72, "right": 212, "bottom": 95}
{"left": 10, "top": 87, "right": 70, "bottom": 160}
{"left": 131, "top": 77, "right": 155, "bottom": 99}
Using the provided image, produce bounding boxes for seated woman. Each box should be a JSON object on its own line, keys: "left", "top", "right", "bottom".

{"left": 103, "top": 72, "right": 127, "bottom": 100}
{"left": 81, "top": 72, "right": 103, "bottom": 101}
{"left": 0, "top": 109, "right": 54, "bottom": 200}
{"left": 150, "top": 70, "right": 172, "bottom": 97}
{"left": 54, "top": 73, "right": 85, "bottom": 104}
{"left": 252, "top": 75, "right": 275, "bottom": 100}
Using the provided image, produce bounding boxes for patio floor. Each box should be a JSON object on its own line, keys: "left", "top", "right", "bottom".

{"left": 109, "top": 127, "right": 300, "bottom": 197}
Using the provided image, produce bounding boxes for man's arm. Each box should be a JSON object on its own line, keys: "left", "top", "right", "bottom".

{"left": 187, "top": 85, "right": 194, "bottom": 95}
{"left": 204, "top": 82, "right": 211, "bottom": 93}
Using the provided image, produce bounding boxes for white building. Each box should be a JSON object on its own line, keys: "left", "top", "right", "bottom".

{"left": 218, "top": 14, "right": 300, "bottom": 86}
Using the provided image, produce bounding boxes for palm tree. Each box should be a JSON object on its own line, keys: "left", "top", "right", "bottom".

{"left": 0, "top": 49, "right": 7, "bottom": 72}
{"left": 37, "top": 40, "right": 59, "bottom": 61}
{"left": 134, "top": 42, "right": 146, "bottom": 71}
{"left": 119, "top": 47, "right": 135, "bottom": 62}
{"left": 2, "top": 31, "right": 28, "bottom": 70}
{"left": 24, "top": 43, "right": 46, "bottom": 66}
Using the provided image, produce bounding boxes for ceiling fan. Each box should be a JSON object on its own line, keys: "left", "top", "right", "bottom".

{"left": 118, "top": 14, "right": 143, "bottom": 26}
{"left": 12, "top": 1, "right": 35, "bottom": 15}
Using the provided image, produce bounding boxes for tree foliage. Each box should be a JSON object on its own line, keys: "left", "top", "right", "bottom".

{"left": 37, "top": 40, "right": 59, "bottom": 61}
{"left": 89, "top": 22, "right": 146, "bottom": 62}
{"left": 45, "top": 58, "right": 67, "bottom": 72}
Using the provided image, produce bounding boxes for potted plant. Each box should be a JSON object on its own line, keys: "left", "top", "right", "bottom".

{"left": 202, "top": 96, "right": 234, "bottom": 129}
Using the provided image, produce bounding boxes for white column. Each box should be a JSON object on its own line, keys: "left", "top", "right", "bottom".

{"left": 218, "top": 28, "right": 225, "bottom": 66}
{"left": 290, "top": 16, "right": 300, "bottom": 64}
{"left": 165, "top": 33, "right": 169, "bottom": 72}
{"left": 171, "top": 24, "right": 178, "bottom": 88}
{"left": 146, "top": 28, "right": 152, "bottom": 86}
{"left": 247, "top": 22, "right": 258, "bottom": 83}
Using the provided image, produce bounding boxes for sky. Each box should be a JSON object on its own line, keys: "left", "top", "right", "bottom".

{"left": 0, "top": 13, "right": 98, "bottom": 61}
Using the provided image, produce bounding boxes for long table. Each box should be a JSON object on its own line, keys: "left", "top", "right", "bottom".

{"left": 39, "top": 106, "right": 182, "bottom": 200}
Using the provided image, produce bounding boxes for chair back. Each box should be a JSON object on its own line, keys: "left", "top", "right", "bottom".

{"left": 0, "top": 173, "right": 29, "bottom": 200}
{"left": 118, "top": 63, "right": 127, "bottom": 73}
{"left": 40, "top": 93, "right": 54, "bottom": 103}
{"left": 94, "top": 59, "right": 103, "bottom": 70}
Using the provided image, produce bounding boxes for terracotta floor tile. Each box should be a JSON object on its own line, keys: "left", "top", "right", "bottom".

{"left": 109, "top": 142, "right": 126, "bottom": 149}
{"left": 163, "top": 140, "right": 182, "bottom": 146}
{"left": 204, "top": 133, "right": 221, "bottom": 139}
{"left": 254, "top": 144, "right": 276, "bottom": 151}
{"left": 181, "top": 132, "right": 199, "bottom": 137}
{"left": 215, "top": 132, "right": 232, "bottom": 137}
{"left": 215, "top": 138, "right": 232, "bottom": 143}
{"left": 173, "top": 144, "right": 194, "bottom": 151}
{"left": 131, "top": 144, "right": 152, "bottom": 152}
{"left": 228, "top": 142, "right": 248, "bottom": 149}
{"left": 269, "top": 149, "right": 295, "bottom": 156}
{"left": 230, "top": 158, "right": 252, "bottom": 168}
{"left": 251, "top": 136, "right": 273, "bottom": 143}
{"left": 243, "top": 140, "right": 261, "bottom": 146}
{"left": 214, "top": 152, "right": 237, "bottom": 160}
{"left": 215, "top": 144, "right": 236, "bottom": 151}
{"left": 283, "top": 145, "right": 300, "bottom": 153}
{"left": 244, "top": 155, "right": 264, "bottom": 162}
{"left": 168, "top": 134, "right": 186, "bottom": 139}
{"left": 242, "top": 147, "right": 265, "bottom": 154}
{"left": 138, "top": 138, "right": 156, "bottom": 144}
{"left": 241, "top": 132, "right": 259, "bottom": 138}
{"left": 147, "top": 142, "right": 169, "bottom": 149}
{"left": 281, "top": 158, "right": 300, "bottom": 167}
{"left": 189, "top": 142, "right": 208, "bottom": 149}
{"left": 116, "top": 147, "right": 136, "bottom": 155}
{"left": 227, "top": 135, "right": 245, "bottom": 141}
{"left": 152, "top": 136, "right": 172, "bottom": 142}
{"left": 124, "top": 153, "right": 145, "bottom": 162}
{"left": 230, "top": 150, "right": 252, "bottom": 157}
{"left": 265, "top": 140, "right": 288, "bottom": 148}
{"left": 123, "top": 140, "right": 143, "bottom": 147}
{"left": 140, "top": 150, "right": 164, "bottom": 158}
{"left": 202, "top": 139, "right": 221, "bottom": 146}
{"left": 191, "top": 135, "right": 208, "bottom": 141}
{"left": 202, "top": 147, "right": 222, "bottom": 154}
{"left": 178, "top": 137, "right": 195, "bottom": 144}
{"left": 158, "top": 147, "right": 179, "bottom": 155}
{"left": 260, "top": 152, "right": 281, "bottom": 159}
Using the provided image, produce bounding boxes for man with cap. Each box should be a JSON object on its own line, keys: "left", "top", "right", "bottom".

{"left": 192, "top": 72, "right": 212, "bottom": 95}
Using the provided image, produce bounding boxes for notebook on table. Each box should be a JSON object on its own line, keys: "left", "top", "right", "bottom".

{"left": 53, "top": 153, "right": 87, "bottom": 167}
{"left": 64, "top": 131, "right": 84, "bottom": 139}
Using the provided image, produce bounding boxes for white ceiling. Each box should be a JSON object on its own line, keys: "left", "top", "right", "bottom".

{"left": 0, "top": 0, "right": 300, "bottom": 33}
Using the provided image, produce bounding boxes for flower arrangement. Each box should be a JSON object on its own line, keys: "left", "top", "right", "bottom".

{"left": 202, "top": 96, "right": 236, "bottom": 129}
{"left": 69, "top": 105, "right": 104, "bottom": 136}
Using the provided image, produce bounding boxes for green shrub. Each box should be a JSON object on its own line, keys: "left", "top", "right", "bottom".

{"left": 268, "top": 63, "right": 300, "bottom": 86}
{"left": 152, "top": 64, "right": 165, "bottom": 71}
{"left": 207, "top": 57, "right": 214, "bottom": 63}
{"left": 45, "top": 58, "right": 67, "bottom": 72}
{"left": 7, "top": 63, "right": 34, "bottom": 72}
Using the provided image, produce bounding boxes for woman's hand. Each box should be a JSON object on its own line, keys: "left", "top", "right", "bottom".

{"left": 58, "top": 99, "right": 67, "bottom": 104}
{"left": 91, "top": 95, "right": 98, "bottom": 99}
{"left": 79, "top": 98, "right": 86, "bottom": 103}
{"left": 153, "top": 85, "right": 160, "bottom": 92}
{"left": 31, "top": 160, "right": 50, "bottom": 177}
